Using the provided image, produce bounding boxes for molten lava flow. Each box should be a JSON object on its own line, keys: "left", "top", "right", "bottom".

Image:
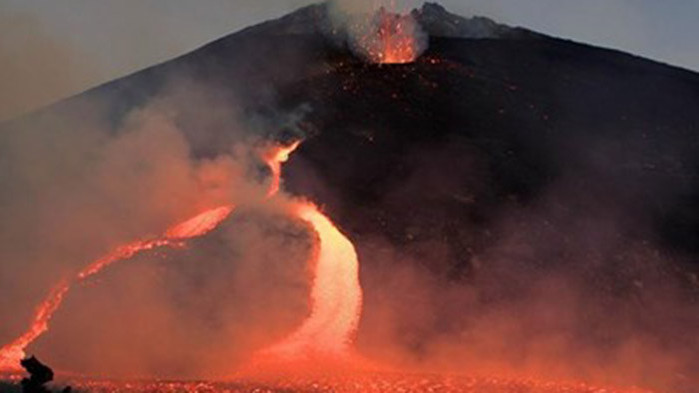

{"left": 163, "top": 206, "right": 235, "bottom": 240}
{"left": 357, "top": 8, "right": 426, "bottom": 64}
{"left": 0, "top": 141, "right": 301, "bottom": 373}
{"left": 0, "top": 282, "right": 69, "bottom": 371}
{"left": 0, "top": 206, "right": 233, "bottom": 372}
{"left": 262, "top": 141, "right": 301, "bottom": 197}
{"left": 259, "top": 202, "right": 363, "bottom": 361}
{"left": 0, "top": 138, "right": 363, "bottom": 374}
{"left": 78, "top": 206, "right": 235, "bottom": 281}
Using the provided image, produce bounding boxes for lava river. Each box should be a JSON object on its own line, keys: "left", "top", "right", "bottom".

{"left": 0, "top": 139, "right": 661, "bottom": 393}
{"left": 0, "top": 140, "right": 363, "bottom": 373}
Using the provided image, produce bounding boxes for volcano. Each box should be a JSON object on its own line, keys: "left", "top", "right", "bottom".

{"left": 1, "top": 2, "right": 698, "bottom": 393}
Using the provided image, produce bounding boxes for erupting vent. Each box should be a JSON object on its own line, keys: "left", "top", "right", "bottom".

{"left": 354, "top": 8, "right": 427, "bottom": 64}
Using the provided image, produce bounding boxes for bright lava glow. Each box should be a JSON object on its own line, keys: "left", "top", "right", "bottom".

{"left": 0, "top": 139, "right": 363, "bottom": 373}
{"left": 257, "top": 201, "right": 363, "bottom": 361}
{"left": 0, "top": 282, "right": 69, "bottom": 372}
{"left": 263, "top": 141, "right": 301, "bottom": 197}
{"left": 0, "top": 207, "right": 233, "bottom": 372}
{"left": 0, "top": 137, "right": 660, "bottom": 393}
{"left": 358, "top": 8, "right": 424, "bottom": 64}
{"left": 0, "top": 141, "right": 305, "bottom": 373}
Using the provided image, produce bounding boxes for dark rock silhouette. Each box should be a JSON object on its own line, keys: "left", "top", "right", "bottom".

{"left": 18, "top": 357, "right": 69, "bottom": 393}
{"left": 20, "top": 356, "right": 53, "bottom": 393}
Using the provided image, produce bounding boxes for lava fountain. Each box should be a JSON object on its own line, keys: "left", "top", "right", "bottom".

{"left": 353, "top": 7, "right": 427, "bottom": 64}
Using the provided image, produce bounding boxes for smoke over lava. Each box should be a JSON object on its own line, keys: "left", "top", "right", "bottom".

{"left": 1, "top": 2, "right": 698, "bottom": 392}
{"left": 0, "top": 133, "right": 364, "bottom": 376}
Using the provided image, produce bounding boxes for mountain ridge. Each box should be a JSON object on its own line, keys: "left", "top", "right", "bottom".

{"left": 3, "top": 1, "right": 698, "bottom": 128}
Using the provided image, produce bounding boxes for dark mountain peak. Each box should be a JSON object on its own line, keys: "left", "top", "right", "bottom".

{"left": 237, "top": 1, "right": 526, "bottom": 40}
{"left": 413, "top": 2, "right": 519, "bottom": 38}
{"left": 236, "top": 2, "right": 333, "bottom": 36}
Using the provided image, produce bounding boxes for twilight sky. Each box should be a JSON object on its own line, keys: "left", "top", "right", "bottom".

{"left": 1, "top": 0, "right": 698, "bottom": 121}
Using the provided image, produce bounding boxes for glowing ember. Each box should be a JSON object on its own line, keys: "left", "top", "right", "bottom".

{"left": 355, "top": 8, "right": 427, "bottom": 64}
{"left": 257, "top": 201, "right": 363, "bottom": 361}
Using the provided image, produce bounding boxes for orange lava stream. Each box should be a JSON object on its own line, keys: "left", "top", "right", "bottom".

{"left": 0, "top": 138, "right": 657, "bottom": 393}
{"left": 0, "top": 142, "right": 302, "bottom": 373}
{"left": 0, "top": 139, "right": 364, "bottom": 374}
{"left": 0, "top": 282, "right": 69, "bottom": 372}
{"left": 0, "top": 206, "right": 234, "bottom": 372}
{"left": 257, "top": 202, "right": 363, "bottom": 361}
{"left": 262, "top": 141, "right": 301, "bottom": 198}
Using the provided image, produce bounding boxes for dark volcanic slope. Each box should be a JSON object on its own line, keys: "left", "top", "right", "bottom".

{"left": 2, "top": 2, "right": 699, "bottom": 390}
{"left": 10, "top": 3, "right": 699, "bottom": 263}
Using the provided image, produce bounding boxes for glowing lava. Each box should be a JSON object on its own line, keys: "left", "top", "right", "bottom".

{"left": 0, "top": 139, "right": 363, "bottom": 373}
{"left": 0, "top": 141, "right": 304, "bottom": 372}
{"left": 257, "top": 201, "right": 363, "bottom": 361}
{"left": 357, "top": 7, "right": 426, "bottom": 64}
{"left": 0, "top": 206, "right": 233, "bottom": 372}
{"left": 262, "top": 140, "right": 301, "bottom": 197}
{"left": 0, "top": 282, "right": 69, "bottom": 372}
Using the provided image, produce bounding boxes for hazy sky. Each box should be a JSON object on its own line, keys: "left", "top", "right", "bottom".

{"left": 1, "top": 0, "right": 698, "bottom": 120}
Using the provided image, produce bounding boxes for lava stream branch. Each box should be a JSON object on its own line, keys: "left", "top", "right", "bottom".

{"left": 0, "top": 141, "right": 303, "bottom": 372}
{"left": 0, "top": 206, "right": 234, "bottom": 372}
{"left": 251, "top": 201, "right": 363, "bottom": 364}
{"left": 1, "top": 139, "right": 365, "bottom": 374}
